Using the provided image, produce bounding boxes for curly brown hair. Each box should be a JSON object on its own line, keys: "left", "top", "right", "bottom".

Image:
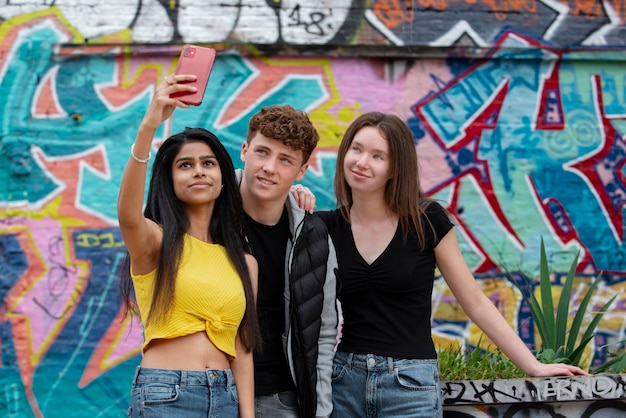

{"left": 246, "top": 105, "right": 319, "bottom": 165}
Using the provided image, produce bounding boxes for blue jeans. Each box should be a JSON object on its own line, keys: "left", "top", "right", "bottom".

{"left": 255, "top": 390, "right": 299, "bottom": 417}
{"left": 128, "top": 366, "right": 239, "bottom": 417}
{"left": 330, "top": 351, "right": 442, "bottom": 418}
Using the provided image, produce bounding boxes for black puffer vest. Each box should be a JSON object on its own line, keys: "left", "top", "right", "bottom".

{"left": 289, "top": 214, "right": 330, "bottom": 418}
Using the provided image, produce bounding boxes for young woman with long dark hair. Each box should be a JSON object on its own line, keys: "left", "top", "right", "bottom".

{"left": 118, "top": 74, "right": 260, "bottom": 418}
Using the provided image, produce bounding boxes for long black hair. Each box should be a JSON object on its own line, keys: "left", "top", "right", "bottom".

{"left": 120, "top": 127, "right": 261, "bottom": 351}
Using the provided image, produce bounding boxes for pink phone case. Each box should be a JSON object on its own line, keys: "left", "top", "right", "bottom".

{"left": 170, "top": 45, "right": 216, "bottom": 106}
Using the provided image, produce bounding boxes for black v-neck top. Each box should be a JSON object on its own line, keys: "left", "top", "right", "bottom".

{"left": 318, "top": 202, "right": 454, "bottom": 359}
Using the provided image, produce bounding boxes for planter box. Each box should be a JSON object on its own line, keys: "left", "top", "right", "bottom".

{"left": 442, "top": 374, "right": 626, "bottom": 417}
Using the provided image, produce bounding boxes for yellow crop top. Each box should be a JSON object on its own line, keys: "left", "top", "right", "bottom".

{"left": 131, "top": 234, "right": 246, "bottom": 358}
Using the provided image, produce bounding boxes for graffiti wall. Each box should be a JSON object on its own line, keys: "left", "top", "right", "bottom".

{"left": 0, "top": 2, "right": 625, "bottom": 417}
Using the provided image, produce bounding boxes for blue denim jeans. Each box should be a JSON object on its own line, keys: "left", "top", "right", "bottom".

{"left": 128, "top": 366, "right": 238, "bottom": 417}
{"left": 255, "top": 390, "right": 299, "bottom": 417}
{"left": 330, "top": 351, "right": 442, "bottom": 418}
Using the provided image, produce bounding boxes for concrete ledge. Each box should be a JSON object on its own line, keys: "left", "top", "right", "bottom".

{"left": 441, "top": 374, "right": 626, "bottom": 417}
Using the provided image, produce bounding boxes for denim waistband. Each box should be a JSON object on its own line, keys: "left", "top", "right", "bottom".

{"left": 132, "top": 366, "right": 234, "bottom": 389}
{"left": 336, "top": 350, "right": 438, "bottom": 372}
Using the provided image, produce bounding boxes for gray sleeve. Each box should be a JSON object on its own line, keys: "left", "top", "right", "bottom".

{"left": 315, "top": 237, "right": 339, "bottom": 418}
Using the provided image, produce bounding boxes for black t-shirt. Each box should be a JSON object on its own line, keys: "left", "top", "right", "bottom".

{"left": 319, "top": 202, "right": 454, "bottom": 359}
{"left": 245, "top": 210, "right": 295, "bottom": 395}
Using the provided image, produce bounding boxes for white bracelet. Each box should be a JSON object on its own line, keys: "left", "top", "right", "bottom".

{"left": 131, "top": 144, "right": 151, "bottom": 164}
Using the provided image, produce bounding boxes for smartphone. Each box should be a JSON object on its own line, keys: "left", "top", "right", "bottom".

{"left": 170, "top": 45, "right": 216, "bottom": 106}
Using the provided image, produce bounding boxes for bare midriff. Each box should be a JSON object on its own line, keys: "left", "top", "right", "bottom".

{"left": 140, "top": 331, "right": 231, "bottom": 370}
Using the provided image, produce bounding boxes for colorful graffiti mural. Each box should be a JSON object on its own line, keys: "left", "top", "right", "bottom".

{"left": 0, "top": 5, "right": 625, "bottom": 418}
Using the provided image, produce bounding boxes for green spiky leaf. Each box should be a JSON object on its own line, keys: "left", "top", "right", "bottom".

{"left": 538, "top": 239, "right": 556, "bottom": 347}
{"left": 555, "top": 249, "right": 579, "bottom": 351}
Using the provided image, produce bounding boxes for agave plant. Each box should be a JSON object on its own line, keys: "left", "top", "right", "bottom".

{"left": 511, "top": 239, "right": 618, "bottom": 371}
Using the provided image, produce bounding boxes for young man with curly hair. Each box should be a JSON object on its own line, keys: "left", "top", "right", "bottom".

{"left": 237, "top": 105, "right": 338, "bottom": 418}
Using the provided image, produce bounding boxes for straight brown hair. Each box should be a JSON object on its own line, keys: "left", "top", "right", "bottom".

{"left": 334, "top": 112, "right": 437, "bottom": 248}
